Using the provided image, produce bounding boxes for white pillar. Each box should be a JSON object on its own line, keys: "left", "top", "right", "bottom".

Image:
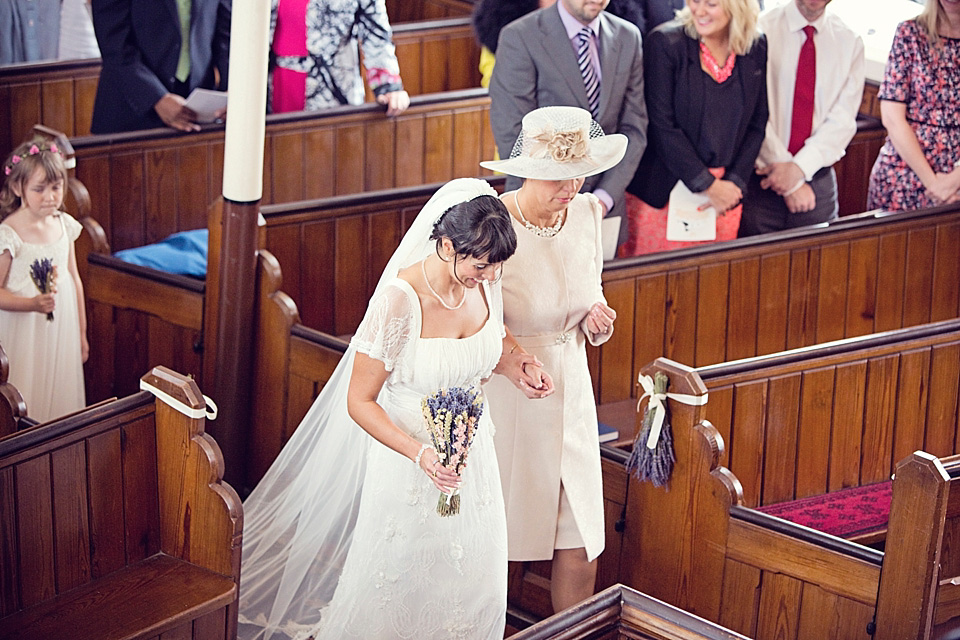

{"left": 222, "top": 0, "right": 271, "bottom": 203}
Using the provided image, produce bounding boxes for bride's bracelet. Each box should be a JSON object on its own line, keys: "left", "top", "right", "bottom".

{"left": 414, "top": 443, "right": 431, "bottom": 467}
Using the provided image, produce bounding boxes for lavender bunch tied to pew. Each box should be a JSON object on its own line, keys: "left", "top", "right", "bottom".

{"left": 626, "top": 371, "right": 675, "bottom": 489}
{"left": 29, "top": 257, "right": 56, "bottom": 321}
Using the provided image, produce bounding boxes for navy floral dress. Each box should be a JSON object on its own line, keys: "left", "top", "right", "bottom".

{"left": 867, "top": 20, "right": 960, "bottom": 212}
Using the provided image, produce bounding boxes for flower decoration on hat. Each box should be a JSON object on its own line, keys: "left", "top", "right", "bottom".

{"left": 528, "top": 126, "right": 590, "bottom": 163}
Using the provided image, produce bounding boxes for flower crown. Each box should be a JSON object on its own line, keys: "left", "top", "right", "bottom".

{"left": 4, "top": 142, "right": 63, "bottom": 176}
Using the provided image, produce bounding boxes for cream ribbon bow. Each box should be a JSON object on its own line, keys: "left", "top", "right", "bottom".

{"left": 636, "top": 373, "right": 708, "bottom": 449}
{"left": 140, "top": 378, "right": 219, "bottom": 420}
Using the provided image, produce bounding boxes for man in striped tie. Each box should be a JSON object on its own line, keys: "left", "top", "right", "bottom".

{"left": 489, "top": 0, "right": 647, "bottom": 252}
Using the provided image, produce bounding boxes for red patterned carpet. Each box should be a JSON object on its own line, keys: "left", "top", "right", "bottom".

{"left": 756, "top": 481, "right": 893, "bottom": 540}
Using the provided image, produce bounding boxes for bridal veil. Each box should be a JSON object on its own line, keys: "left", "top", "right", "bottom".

{"left": 237, "top": 178, "right": 500, "bottom": 640}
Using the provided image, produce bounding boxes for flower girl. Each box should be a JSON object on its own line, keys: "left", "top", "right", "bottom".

{"left": 0, "top": 140, "right": 88, "bottom": 422}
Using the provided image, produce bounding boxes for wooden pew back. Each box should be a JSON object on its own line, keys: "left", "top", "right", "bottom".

{"left": 73, "top": 89, "right": 493, "bottom": 251}
{"left": 0, "top": 367, "right": 242, "bottom": 639}
{"left": 0, "top": 16, "right": 482, "bottom": 160}
{"left": 594, "top": 204, "right": 960, "bottom": 406}
{"left": 0, "top": 344, "right": 27, "bottom": 439}
{"left": 508, "top": 584, "right": 750, "bottom": 640}
{"left": 77, "top": 217, "right": 206, "bottom": 404}
{"left": 386, "top": 0, "right": 474, "bottom": 22}
{"left": 698, "top": 318, "right": 960, "bottom": 509}
{"left": 249, "top": 251, "right": 348, "bottom": 486}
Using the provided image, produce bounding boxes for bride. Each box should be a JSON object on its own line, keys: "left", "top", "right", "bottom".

{"left": 238, "top": 178, "right": 531, "bottom": 639}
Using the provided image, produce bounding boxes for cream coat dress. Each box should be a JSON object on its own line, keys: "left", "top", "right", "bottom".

{"left": 484, "top": 192, "right": 612, "bottom": 562}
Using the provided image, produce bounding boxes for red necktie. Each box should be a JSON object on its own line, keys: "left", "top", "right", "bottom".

{"left": 788, "top": 25, "right": 816, "bottom": 155}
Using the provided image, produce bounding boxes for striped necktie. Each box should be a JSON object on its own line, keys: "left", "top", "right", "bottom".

{"left": 577, "top": 27, "right": 600, "bottom": 120}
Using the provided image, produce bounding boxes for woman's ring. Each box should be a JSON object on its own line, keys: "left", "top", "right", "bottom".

{"left": 433, "top": 469, "right": 438, "bottom": 478}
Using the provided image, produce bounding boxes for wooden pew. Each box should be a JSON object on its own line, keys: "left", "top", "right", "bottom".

{"left": 386, "top": 0, "right": 475, "bottom": 22}
{"left": 665, "top": 418, "right": 960, "bottom": 639}
{"left": 248, "top": 251, "right": 348, "bottom": 486}
{"left": 836, "top": 116, "right": 885, "bottom": 216}
{"left": 71, "top": 88, "right": 493, "bottom": 251}
{"left": 691, "top": 318, "right": 960, "bottom": 510}
{"left": 507, "top": 583, "right": 749, "bottom": 640}
{"left": 0, "top": 16, "right": 482, "bottom": 162}
{"left": 77, "top": 217, "right": 206, "bottom": 404}
{"left": 0, "top": 344, "right": 27, "bottom": 439}
{"left": 592, "top": 202, "right": 960, "bottom": 409}
{"left": 0, "top": 365, "right": 242, "bottom": 640}
{"left": 614, "top": 352, "right": 960, "bottom": 636}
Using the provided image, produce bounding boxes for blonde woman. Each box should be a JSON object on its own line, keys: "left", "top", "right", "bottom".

{"left": 867, "top": 0, "right": 960, "bottom": 211}
{"left": 620, "top": 0, "right": 767, "bottom": 255}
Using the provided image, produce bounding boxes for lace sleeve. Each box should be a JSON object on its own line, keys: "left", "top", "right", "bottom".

{"left": 0, "top": 225, "right": 21, "bottom": 258}
{"left": 351, "top": 283, "right": 416, "bottom": 373}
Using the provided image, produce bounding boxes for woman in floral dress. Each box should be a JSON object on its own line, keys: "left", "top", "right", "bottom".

{"left": 867, "top": 0, "right": 960, "bottom": 211}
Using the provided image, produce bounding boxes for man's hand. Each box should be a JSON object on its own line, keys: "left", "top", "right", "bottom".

{"left": 785, "top": 183, "right": 816, "bottom": 213}
{"left": 757, "top": 162, "right": 805, "bottom": 195}
{"left": 154, "top": 94, "right": 201, "bottom": 132}
{"left": 377, "top": 90, "right": 410, "bottom": 117}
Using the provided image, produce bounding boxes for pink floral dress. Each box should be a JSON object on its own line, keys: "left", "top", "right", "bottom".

{"left": 867, "top": 20, "right": 960, "bottom": 212}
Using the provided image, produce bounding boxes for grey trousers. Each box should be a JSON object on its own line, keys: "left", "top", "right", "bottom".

{"left": 739, "top": 166, "right": 838, "bottom": 237}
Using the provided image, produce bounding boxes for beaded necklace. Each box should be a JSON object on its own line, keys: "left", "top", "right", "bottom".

{"left": 699, "top": 40, "right": 736, "bottom": 83}
{"left": 514, "top": 190, "right": 564, "bottom": 238}
{"left": 421, "top": 258, "right": 466, "bottom": 310}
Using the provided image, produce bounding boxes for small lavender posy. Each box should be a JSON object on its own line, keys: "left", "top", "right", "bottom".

{"left": 421, "top": 385, "right": 483, "bottom": 516}
{"left": 29, "top": 257, "right": 55, "bottom": 321}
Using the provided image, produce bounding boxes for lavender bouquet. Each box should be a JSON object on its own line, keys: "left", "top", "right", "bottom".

{"left": 29, "top": 257, "right": 55, "bottom": 321}
{"left": 421, "top": 385, "right": 483, "bottom": 516}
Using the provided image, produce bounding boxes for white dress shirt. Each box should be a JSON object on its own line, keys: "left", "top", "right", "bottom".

{"left": 757, "top": 1, "right": 865, "bottom": 182}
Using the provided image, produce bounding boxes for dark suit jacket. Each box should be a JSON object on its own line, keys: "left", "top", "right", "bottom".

{"left": 91, "top": 0, "right": 231, "bottom": 133}
{"left": 627, "top": 21, "right": 767, "bottom": 209}
{"left": 488, "top": 3, "right": 648, "bottom": 218}
{"left": 637, "top": 0, "right": 684, "bottom": 35}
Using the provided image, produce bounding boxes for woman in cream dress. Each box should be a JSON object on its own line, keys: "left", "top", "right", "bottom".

{"left": 481, "top": 106, "right": 625, "bottom": 613}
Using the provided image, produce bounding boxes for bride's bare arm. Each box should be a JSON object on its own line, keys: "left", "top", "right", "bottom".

{"left": 347, "top": 351, "right": 461, "bottom": 492}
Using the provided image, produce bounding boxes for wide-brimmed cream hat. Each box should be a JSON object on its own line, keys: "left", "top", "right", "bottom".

{"left": 481, "top": 106, "right": 627, "bottom": 180}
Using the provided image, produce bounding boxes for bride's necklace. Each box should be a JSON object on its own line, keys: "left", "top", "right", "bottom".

{"left": 421, "top": 258, "right": 466, "bottom": 310}
{"left": 515, "top": 190, "right": 563, "bottom": 238}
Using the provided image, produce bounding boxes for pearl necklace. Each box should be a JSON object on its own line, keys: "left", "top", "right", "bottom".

{"left": 515, "top": 190, "right": 564, "bottom": 238}
{"left": 421, "top": 258, "right": 465, "bottom": 310}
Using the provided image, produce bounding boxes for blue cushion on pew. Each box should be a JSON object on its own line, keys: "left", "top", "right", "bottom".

{"left": 113, "top": 230, "right": 208, "bottom": 278}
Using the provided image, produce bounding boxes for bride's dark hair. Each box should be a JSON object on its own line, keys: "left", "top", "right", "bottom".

{"left": 431, "top": 194, "right": 517, "bottom": 264}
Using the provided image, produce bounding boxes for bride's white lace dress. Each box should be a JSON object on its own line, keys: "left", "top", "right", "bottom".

{"left": 297, "top": 277, "right": 508, "bottom": 640}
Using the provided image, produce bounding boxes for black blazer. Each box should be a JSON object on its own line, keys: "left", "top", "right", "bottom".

{"left": 627, "top": 21, "right": 767, "bottom": 208}
{"left": 91, "top": 0, "right": 231, "bottom": 134}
